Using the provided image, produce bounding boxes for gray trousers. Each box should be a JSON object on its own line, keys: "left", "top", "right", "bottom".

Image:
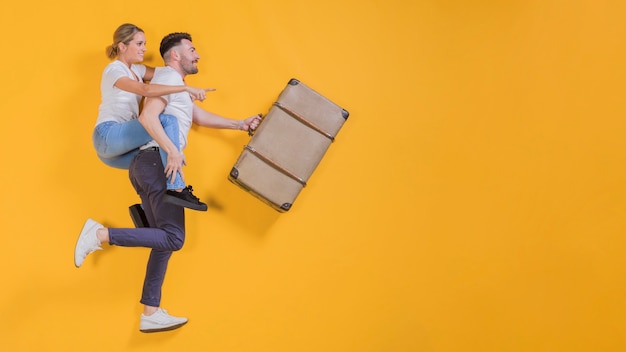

{"left": 108, "top": 148, "right": 185, "bottom": 307}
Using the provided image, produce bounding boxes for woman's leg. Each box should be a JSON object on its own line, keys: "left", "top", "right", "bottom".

{"left": 156, "top": 114, "right": 206, "bottom": 210}
{"left": 93, "top": 117, "right": 205, "bottom": 210}
{"left": 92, "top": 116, "right": 185, "bottom": 187}
{"left": 93, "top": 120, "right": 154, "bottom": 159}
{"left": 156, "top": 114, "right": 186, "bottom": 190}
{"left": 97, "top": 150, "right": 140, "bottom": 170}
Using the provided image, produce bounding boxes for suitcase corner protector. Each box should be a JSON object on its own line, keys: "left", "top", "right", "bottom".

{"left": 229, "top": 167, "right": 239, "bottom": 179}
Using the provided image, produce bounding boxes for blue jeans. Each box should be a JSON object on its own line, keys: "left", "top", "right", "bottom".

{"left": 92, "top": 114, "right": 185, "bottom": 190}
{"left": 108, "top": 149, "right": 186, "bottom": 307}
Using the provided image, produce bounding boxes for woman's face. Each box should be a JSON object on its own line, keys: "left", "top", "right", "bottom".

{"left": 120, "top": 31, "right": 147, "bottom": 63}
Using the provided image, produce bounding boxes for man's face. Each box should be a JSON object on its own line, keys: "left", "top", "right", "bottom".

{"left": 178, "top": 39, "right": 200, "bottom": 75}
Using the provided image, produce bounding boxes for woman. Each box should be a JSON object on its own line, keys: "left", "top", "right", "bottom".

{"left": 93, "top": 23, "right": 208, "bottom": 210}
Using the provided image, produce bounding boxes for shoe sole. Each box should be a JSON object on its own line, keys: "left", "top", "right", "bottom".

{"left": 164, "top": 194, "right": 208, "bottom": 211}
{"left": 74, "top": 219, "right": 99, "bottom": 268}
{"left": 140, "top": 321, "right": 188, "bottom": 333}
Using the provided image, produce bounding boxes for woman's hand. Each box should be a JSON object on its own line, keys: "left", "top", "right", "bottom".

{"left": 187, "top": 87, "right": 216, "bottom": 102}
{"left": 164, "top": 150, "right": 186, "bottom": 185}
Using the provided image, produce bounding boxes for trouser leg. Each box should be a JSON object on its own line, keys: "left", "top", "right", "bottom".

{"left": 140, "top": 250, "right": 173, "bottom": 307}
{"left": 127, "top": 149, "right": 186, "bottom": 307}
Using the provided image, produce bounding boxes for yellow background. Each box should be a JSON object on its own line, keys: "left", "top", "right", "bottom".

{"left": 1, "top": 0, "right": 626, "bottom": 351}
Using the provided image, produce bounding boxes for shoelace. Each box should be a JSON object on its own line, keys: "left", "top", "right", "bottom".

{"left": 185, "top": 186, "right": 200, "bottom": 202}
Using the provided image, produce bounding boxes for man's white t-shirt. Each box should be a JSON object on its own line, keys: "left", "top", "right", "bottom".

{"left": 148, "top": 66, "right": 193, "bottom": 150}
{"left": 96, "top": 60, "right": 147, "bottom": 125}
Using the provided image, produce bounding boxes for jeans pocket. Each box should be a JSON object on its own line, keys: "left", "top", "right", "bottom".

{"left": 93, "top": 122, "right": 115, "bottom": 150}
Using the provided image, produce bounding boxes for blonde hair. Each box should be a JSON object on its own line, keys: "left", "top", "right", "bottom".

{"left": 105, "top": 23, "right": 144, "bottom": 59}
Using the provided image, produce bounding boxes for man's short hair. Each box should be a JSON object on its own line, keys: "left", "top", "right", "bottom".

{"left": 160, "top": 32, "right": 193, "bottom": 59}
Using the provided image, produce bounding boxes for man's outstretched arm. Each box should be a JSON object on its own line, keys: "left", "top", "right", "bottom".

{"left": 192, "top": 104, "right": 262, "bottom": 131}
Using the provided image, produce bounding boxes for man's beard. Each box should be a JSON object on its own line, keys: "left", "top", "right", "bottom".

{"left": 182, "top": 61, "right": 198, "bottom": 75}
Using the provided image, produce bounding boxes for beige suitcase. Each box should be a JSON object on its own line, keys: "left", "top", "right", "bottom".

{"left": 229, "top": 78, "right": 349, "bottom": 212}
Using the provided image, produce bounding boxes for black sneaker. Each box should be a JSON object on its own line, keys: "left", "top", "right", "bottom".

{"left": 164, "top": 185, "right": 208, "bottom": 211}
{"left": 129, "top": 204, "right": 150, "bottom": 228}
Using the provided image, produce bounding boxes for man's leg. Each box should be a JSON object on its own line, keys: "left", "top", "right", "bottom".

{"left": 107, "top": 149, "right": 185, "bottom": 250}
{"left": 140, "top": 250, "right": 173, "bottom": 308}
{"left": 74, "top": 148, "right": 188, "bottom": 332}
{"left": 133, "top": 154, "right": 185, "bottom": 306}
{"left": 129, "top": 148, "right": 188, "bottom": 332}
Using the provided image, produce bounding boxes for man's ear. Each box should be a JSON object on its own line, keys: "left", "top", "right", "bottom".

{"left": 171, "top": 49, "right": 181, "bottom": 61}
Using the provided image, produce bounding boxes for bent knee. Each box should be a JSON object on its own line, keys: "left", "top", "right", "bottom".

{"left": 158, "top": 113, "right": 177, "bottom": 126}
{"left": 169, "top": 238, "right": 184, "bottom": 251}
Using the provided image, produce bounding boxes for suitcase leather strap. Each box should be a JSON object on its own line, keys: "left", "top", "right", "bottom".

{"left": 244, "top": 145, "right": 307, "bottom": 187}
{"left": 273, "top": 102, "right": 335, "bottom": 142}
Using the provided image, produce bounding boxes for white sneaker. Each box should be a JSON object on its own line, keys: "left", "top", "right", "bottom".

{"left": 74, "top": 218, "right": 103, "bottom": 268}
{"left": 140, "top": 308, "right": 188, "bottom": 333}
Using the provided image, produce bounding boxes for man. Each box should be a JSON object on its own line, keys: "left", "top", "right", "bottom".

{"left": 74, "top": 32, "right": 261, "bottom": 333}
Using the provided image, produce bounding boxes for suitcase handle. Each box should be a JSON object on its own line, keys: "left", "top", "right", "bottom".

{"left": 247, "top": 113, "right": 263, "bottom": 137}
